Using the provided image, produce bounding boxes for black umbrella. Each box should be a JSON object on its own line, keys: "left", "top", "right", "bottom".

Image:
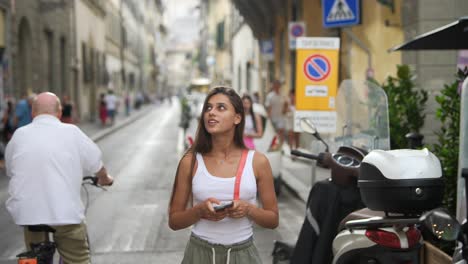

{"left": 389, "top": 16, "right": 468, "bottom": 51}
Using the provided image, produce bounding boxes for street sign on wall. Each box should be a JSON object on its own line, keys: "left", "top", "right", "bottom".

{"left": 294, "top": 37, "right": 340, "bottom": 133}
{"left": 288, "top": 21, "right": 306, "bottom": 50}
{"left": 260, "top": 39, "right": 274, "bottom": 61}
{"left": 322, "top": 0, "right": 360, "bottom": 28}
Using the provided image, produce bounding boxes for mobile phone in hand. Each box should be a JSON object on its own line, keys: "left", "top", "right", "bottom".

{"left": 213, "top": 201, "right": 234, "bottom": 212}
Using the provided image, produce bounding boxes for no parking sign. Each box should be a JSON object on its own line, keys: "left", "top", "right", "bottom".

{"left": 294, "top": 37, "right": 340, "bottom": 133}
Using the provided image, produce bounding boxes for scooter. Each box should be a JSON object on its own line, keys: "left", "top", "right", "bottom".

{"left": 272, "top": 79, "right": 392, "bottom": 263}
{"left": 332, "top": 148, "right": 444, "bottom": 263}
{"left": 272, "top": 119, "right": 367, "bottom": 263}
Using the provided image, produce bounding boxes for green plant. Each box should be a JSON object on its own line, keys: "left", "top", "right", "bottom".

{"left": 428, "top": 67, "right": 467, "bottom": 256}
{"left": 381, "top": 65, "right": 428, "bottom": 149}
{"left": 432, "top": 67, "right": 468, "bottom": 215}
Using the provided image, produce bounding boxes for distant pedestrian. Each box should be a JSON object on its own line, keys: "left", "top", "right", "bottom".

{"left": 2, "top": 100, "right": 15, "bottom": 142}
{"left": 242, "top": 94, "right": 263, "bottom": 150}
{"left": 124, "top": 93, "right": 130, "bottom": 116}
{"left": 286, "top": 88, "right": 300, "bottom": 150}
{"left": 252, "top": 92, "right": 260, "bottom": 103}
{"left": 105, "top": 90, "right": 118, "bottom": 125}
{"left": 14, "top": 93, "right": 34, "bottom": 129}
{"left": 60, "top": 95, "right": 76, "bottom": 124}
{"left": 99, "top": 93, "right": 107, "bottom": 126}
{"left": 265, "top": 80, "right": 287, "bottom": 144}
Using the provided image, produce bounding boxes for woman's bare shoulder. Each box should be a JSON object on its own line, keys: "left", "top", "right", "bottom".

{"left": 252, "top": 151, "right": 270, "bottom": 167}
{"left": 178, "top": 151, "right": 197, "bottom": 174}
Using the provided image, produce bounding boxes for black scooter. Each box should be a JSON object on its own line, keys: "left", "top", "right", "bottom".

{"left": 272, "top": 119, "right": 366, "bottom": 263}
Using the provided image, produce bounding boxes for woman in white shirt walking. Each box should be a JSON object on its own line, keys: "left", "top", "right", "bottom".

{"left": 169, "top": 86, "right": 278, "bottom": 264}
{"left": 242, "top": 94, "right": 263, "bottom": 150}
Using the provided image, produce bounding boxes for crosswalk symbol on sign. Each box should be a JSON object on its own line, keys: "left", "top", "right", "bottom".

{"left": 327, "top": 0, "right": 355, "bottom": 22}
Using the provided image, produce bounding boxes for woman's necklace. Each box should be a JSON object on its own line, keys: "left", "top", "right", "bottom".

{"left": 218, "top": 151, "right": 231, "bottom": 165}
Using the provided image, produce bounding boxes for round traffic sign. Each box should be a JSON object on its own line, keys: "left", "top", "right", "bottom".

{"left": 291, "top": 24, "right": 304, "bottom": 37}
{"left": 303, "top": 54, "right": 331, "bottom": 82}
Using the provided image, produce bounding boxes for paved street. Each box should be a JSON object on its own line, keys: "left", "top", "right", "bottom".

{"left": 0, "top": 100, "right": 309, "bottom": 263}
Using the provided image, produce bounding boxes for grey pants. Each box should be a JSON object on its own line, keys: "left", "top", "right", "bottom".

{"left": 181, "top": 233, "right": 262, "bottom": 264}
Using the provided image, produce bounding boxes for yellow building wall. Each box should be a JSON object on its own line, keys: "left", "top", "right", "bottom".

{"left": 342, "top": 0, "right": 404, "bottom": 83}
{"left": 302, "top": 0, "right": 328, "bottom": 37}
{"left": 273, "top": 0, "right": 292, "bottom": 96}
{"left": 298, "top": 0, "right": 404, "bottom": 84}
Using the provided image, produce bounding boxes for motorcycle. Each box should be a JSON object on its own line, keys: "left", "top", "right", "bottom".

{"left": 331, "top": 78, "right": 468, "bottom": 263}
{"left": 332, "top": 148, "right": 444, "bottom": 263}
{"left": 272, "top": 79, "right": 391, "bottom": 263}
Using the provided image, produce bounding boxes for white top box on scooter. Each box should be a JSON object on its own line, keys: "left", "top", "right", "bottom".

{"left": 358, "top": 148, "right": 444, "bottom": 214}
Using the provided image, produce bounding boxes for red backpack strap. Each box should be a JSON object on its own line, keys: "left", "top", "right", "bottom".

{"left": 233, "top": 149, "right": 249, "bottom": 200}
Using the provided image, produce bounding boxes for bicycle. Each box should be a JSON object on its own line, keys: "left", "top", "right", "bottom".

{"left": 16, "top": 176, "right": 108, "bottom": 264}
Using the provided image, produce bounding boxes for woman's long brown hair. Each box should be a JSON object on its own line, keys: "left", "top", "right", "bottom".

{"left": 169, "top": 86, "right": 246, "bottom": 209}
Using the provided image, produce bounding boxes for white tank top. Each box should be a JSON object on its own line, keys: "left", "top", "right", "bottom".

{"left": 192, "top": 150, "right": 257, "bottom": 245}
{"left": 244, "top": 114, "right": 256, "bottom": 135}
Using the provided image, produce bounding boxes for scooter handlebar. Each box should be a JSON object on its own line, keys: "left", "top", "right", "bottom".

{"left": 291, "top": 150, "right": 321, "bottom": 161}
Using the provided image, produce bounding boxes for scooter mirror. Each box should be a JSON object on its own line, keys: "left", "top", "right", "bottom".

{"left": 300, "top": 118, "right": 318, "bottom": 136}
{"left": 420, "top": 208, "right": 461, "bottom": 241}
{"left": 299, "top": 118, "right": 330, "bottom": 152}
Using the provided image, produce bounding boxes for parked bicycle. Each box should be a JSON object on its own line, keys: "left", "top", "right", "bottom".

{"left": 16, "top": 176, "right": 109, "bottom": 264}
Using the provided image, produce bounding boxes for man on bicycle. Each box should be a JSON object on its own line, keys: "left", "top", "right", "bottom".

{"left": 5, "top": 92, "right": 114, "bottom": 264}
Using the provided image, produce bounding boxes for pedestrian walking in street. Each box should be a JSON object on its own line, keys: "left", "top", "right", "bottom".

{"left": 2, "top": 99, "right": 15, "bottom": 142}
{"left": 4, "top": 92, "right": 114, "bottom": 264}
{"left": 14, "top": 92, "right": 34, "bottom": 129}
{"left": 264, "top": 80, "right": 287, "bottom": 145}
{"left": 169, "top": 86, "right": 278, "bottom": 264}
{"left": 60, "top": 95, "right": 77, "bottom": 124}
{"left": 242, "top": 94, "right": 263, "bottom": 150}
{"left": 99, "top": 93, "right": 107, "bottom": 126}
{"left": 286, "top": 88, "right": 300, "bottom": 150}
{"left": 104, "top": 90, "right": 118, "bottom": 125}
{"left": 124, "top": 93, "right": 131, "bottom": 116}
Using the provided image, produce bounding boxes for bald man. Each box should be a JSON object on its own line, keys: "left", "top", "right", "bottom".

{"left": 5, "top": 92, "right": 113, "bottom": 263}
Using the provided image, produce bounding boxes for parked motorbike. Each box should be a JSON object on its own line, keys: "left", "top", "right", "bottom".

{"left": 272, "top": 119, "right": 366, "bottom": 264}
{"left": 332, "top": 148, "right": 444, "bottom": 263}
{"left": 272, "top": 79, "right": 391, "bottom": 263}
{"left": 419, "top": 204, "right": 468, "bottom": 263}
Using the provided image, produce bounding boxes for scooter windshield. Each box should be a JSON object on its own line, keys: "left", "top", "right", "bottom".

{"left": 334, "top": 80, "right": 390, "bottom": 152}
{"left": 457, "top": 78, "right": 468, "bottom": 223}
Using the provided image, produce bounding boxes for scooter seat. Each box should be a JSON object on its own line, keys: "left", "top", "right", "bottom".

{"left": 338, "top": 208, "right": 385, "bottom": 231}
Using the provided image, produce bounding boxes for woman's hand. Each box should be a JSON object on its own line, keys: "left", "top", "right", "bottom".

{"left": 196, "top": 198, "right": 229, "bottom": 222}
{"left": 227, "top": 200, "right": 253, "bottom": 219}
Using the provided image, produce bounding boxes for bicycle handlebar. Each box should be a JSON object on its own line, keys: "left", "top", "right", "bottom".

{"left": 83, "top": 176, "right": 99, "bottom": 186}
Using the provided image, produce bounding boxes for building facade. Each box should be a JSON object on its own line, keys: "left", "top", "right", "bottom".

{"left": 11, "top": 0, "right": 72, "bottom": 98}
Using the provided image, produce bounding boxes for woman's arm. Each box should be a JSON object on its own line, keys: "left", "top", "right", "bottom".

{"left": 168, "top": 153, "right": 201, "bottom": 230}
{"left": 228, "top": 152, "right": 279, "bottom": 228}
{"left": 168, "top": 153, "right": 227, "bottom": 230}
{"left": 244, "top": 114, "right": 264, "bottom": 138}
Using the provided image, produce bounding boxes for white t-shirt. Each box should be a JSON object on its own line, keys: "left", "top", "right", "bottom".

{"left": 244, "top": 114, "right": 256, "bottom": 135}
{"left": 192, "top": 150, "right": 257, "bottom": 245}
{"left": 105, "top": 94, "right": 118, "bottom": 110}
{"left": 5, "top": 115, "right": 103, "bottom": 225}
{"left": 265, "top": 91, "right": 285, "bottom": 120}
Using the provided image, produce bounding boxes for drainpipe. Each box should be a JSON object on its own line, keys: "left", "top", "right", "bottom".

{"left": 343, "top": 28, "right": 373, "bottom": 79}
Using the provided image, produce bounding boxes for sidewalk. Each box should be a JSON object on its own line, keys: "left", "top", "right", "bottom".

{"left": 280, "top": 144, "right": 330, "bottom": 203}
{"left": 78, "top": 104, "right": 155, "bottom": 141}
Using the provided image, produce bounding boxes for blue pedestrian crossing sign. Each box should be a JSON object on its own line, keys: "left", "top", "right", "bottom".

{"left": 322, "top": 0, "right": 360, "bottom": 28}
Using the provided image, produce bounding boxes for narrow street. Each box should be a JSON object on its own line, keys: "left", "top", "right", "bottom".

{"left": 0, "top": 101, "right": 306, "bottom": 263}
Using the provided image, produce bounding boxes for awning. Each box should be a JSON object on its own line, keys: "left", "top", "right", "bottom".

{"left": 389, "top": 17, "right": 468, "bottom": 51}
{"left": 231, "top": 0, "right": 285, "bottom": 39}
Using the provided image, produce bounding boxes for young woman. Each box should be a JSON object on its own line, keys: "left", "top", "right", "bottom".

{"left": 169, "top": 86, "right": 278, "bottom": 263}
{"left": 242, "top": 94, "right": 263, "bottom": 150}
{"left": 286, "top": 88, "right": 300, "bottom": 150}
